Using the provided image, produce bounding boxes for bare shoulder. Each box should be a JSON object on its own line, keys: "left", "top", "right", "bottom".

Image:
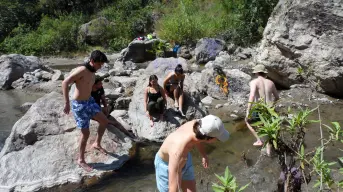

{"left": 249, "top": 79, "right": 258, "bottom": 86}
{"left": 266, "top": 78, "right": 276, "bottom": 86}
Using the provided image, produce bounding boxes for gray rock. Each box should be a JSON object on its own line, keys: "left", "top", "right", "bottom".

{"left": 236, "top": 53, "right": 248, "bottom": 60}
{"left": 110, "top": 76, "right": 137, "bottom": 89}
{"left": 215, "top": 104, "right": 223, "bottom": 109}
{"left": 78, "top": 17, "right": 113, "bottom": 46}
{"left": 225, "top": 69, "right": 251, "bottom": 105}
{"left": 104, "top": 88, "right": 123, "bottom": 100}
{"left": 128, "top": 58, "right": 207, "bottom": 142}
{"left": 199, "top": 67, "right": 230, "bottom": 100}
{"left": 51, "top": 70, "right": 64, "bottom": 81}
{"left": 114, "top": 97, "right": 132, "bottom": 109}
{"left": 201, "top": 96, "right": 214, "bottom": 105}
{"left": 0, "top": 54, "right": 43, "bottom": 90}
{"left": 19, "top": 102, "right": 33, "bottom": 113}
{"left": 255, "top": 0, "right": 343, "bottom": 96}
{"left": 123, "top": 61, "right": 137, "bottom": 70}
{"left": 0, "top": 92, "right": 133, "bottom": 192}
{"left": 178, "top": 46, "right": 192, "bottom": 60}
{"left": 195, "top": 38, "right": 226, "bottom": 64}
{"left": 121, "top": 39, "right": 164, "bottom": 63}
{"left": 109, "top": 69, "right": 130, "bottom": 77}
{"left": 110, "top": 110, "right": 127, "bottom": 118}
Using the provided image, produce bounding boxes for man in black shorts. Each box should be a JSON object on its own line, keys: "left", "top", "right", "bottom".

{"left": 91, "top": 76, "right": 135, "bottom": 138}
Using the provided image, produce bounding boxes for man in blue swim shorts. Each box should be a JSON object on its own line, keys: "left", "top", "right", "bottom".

{"left": 155, "top": 115, "right": 230, "bottom": 192}
{"left": 62, "top": 50, "right": 109, "bottom": 172}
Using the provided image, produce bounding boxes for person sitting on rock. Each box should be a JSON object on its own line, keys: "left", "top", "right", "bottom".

{"left": 155, "top": 115, "right": 230, "bottom": 192}
{"left": 245, "top": 64, "right": 279, "bottom": 154}
{"left": 163, "top": 64, "right": 186, "bottom": 117}
{"left": 62, "top": 50, "right": 109, "bottom": 172}
{"left": 144, "top": 75, "right": 167, "bottom": 127}
{"left": 91, "top": 76, "right": 135, "bottom": 138}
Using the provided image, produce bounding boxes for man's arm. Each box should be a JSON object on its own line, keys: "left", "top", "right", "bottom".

{"left": 196, "top": 143, "right": 209, "bottom": 168}
{"left": 246, "top": 81, "right": 256, "bottom": 119}
{"left": 61, "top": 67, "right": 83, "bottom": 114}
{"left": 168, "top": 151, "right": 182, "bottom": 192}
{"left": 272, "top": 83, "right": 280, "bottom": 103}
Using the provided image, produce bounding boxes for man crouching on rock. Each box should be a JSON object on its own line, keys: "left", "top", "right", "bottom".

{"left": 62, "top": 50, "right": 109, "bottom": 172}
{"left": 155, "top": 115, "right": 229, "bottom": 192}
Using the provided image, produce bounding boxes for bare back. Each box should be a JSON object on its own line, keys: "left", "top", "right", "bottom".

{"left": 71, "top": 66, "right": 95, "bottom": 101}
{"left": 250, "top": 76, "right": 278, "bottom": 105}
{"left": 158, "top": 120, "right": 196, "bottom": 165}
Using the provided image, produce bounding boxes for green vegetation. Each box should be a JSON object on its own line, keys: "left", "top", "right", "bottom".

{"left": 212, "top": 166, "right": 250, "bottom": 192}
{"left": 0, "top": 0, "right": 278, "bottom": 56}
{"left": 242, "top": 101, "right": 343, "bottom": 191}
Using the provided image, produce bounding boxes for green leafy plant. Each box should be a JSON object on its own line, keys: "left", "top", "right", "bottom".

{"left": 212, "top": 166, "right": 250, "bottom": 192}
{"left": 147, "top": 40, "right": 172, "bottom": 57}
{"left": 324, "top": 122, "right": 343, "bottom": 142}
{"left": 310, "top": 147, "right": 336, "bottom": 189}
{"left": 286, "top": 107, "right": 319, "bottom": 134}
{"left": 256, "top": 115, "right": 282, "bottom": 149}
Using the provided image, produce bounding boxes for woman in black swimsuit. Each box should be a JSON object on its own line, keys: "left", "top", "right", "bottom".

{"left": 144, "top": 75, "right": 167, "bottom": 127}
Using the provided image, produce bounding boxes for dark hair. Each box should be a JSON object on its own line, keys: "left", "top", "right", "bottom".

{"left": 94, "top": 76, "right": 103, "bottom": 84}
{"left": 90, "top": 50, "right": 109, "bottom": 63}
{"left": 148, "top": 75, "right": 158, "bottom": 87}
{"left": 193, "top": 120, "right": 215, "bottom": 140}
{"left": 175, "top": 64, "right": 183, "bottom": 74}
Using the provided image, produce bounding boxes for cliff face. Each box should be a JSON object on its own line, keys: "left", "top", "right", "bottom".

{"left": 255, "top": 0, "right": 343, "bottom": 96}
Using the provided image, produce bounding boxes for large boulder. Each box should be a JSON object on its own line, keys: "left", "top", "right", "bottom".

{"left": 0, "top": 92, "right": 134, "bottom": 192}
{"left": 0, "top": 54, "right": 43, "bottom": 90}
{"left": 121, "top": 39, "right": 168, "bottom": 63}
{"left": 128, "top": 57, "right": 207, "bottom": 142}
{"left": 79, "top": 17, "right": 114, "bottom": 46}
{"left": 255, "top": 0, "right": 343, "bottom": 96}
{"left": 195, "top": 38, "right": 226, "bottom": 64}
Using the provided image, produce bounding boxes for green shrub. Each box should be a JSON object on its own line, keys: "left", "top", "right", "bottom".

{"left": 0, "top": 14, "right": 86, "bottom": 55}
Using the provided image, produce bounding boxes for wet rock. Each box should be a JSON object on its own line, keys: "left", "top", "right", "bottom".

{"left": 104, "top": 88, "right": 123, "bottom": 100}
{"left": 51, "top": 70, "right": 64, "bottom": 81}
{"left": 195, "top": 38, "right": 226, "bottom": 64}
{"left": 255, "top": 0, "right": 343, "bottom": 96}
{"left": 178, "top": 46, "right": 192, "bottom": 60}
{"left": 128, "top": 58, "right": 207, "bottom": 142}
{"left": 0, "top": 54, "right": 44, "bottom": 90}
{"left": 215, "top": 104, "right": 223, "bottom": 109}
{"left": 225, "top": 69, "right": 251, "bottom": 106}
{"left": 201, "top": 96, "right": 214, "bottom": 105}
{"left": 0, "top": 92, "right": 133, "bottom": 192}
{"left": 19, "top": 102, "right": 33, "bottom": 113}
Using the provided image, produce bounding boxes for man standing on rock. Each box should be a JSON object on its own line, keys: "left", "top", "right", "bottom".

{"left": 245, "top": 64, "right": 279, "bottom": 153}
{"left": 155, "top": 115, "right": 229, "bottom": 192}
{"left": 62, "top": 50, "right": 109, "bottom": 172}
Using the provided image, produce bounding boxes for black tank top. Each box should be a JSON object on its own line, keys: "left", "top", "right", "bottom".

{"left": 148, "top": 87, "right": 161, "bottom": 102}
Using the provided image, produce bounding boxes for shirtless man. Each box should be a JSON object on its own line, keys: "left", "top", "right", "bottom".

{"left": 62, "top": 50, "right": 109, "bottom": 171}
{"left": 245, "top": 64, "right": 279, "bottom": 149}
{"left": 163, "top": 64, "right": 186, "bottom": 117}
{"left": 155, "top": 115, "right": 230, "bottom": 192}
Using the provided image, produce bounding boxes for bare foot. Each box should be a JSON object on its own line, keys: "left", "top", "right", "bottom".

{"left": 179, "top": 110, "right": 186, "bottom": 117}
{"left": 253, "top": 140, "right": 263, "bottom": 147}
{"left": 174, "top": 101, "right": 179, "bottom": 108}
{"left": 77, "top": 160, "right": 93, "bottom": 172}
{"left": 92, "top": 144, "right": 108, "bottom": 155}
{"left": 150, "top": 120, "right": 154, "bottom": 127}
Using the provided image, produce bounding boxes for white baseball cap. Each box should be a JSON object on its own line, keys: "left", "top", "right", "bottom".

{"left": 199, "top": 115, "right": 230, "bottom": 142}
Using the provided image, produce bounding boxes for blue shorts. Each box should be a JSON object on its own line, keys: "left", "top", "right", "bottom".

{"left": 71, "top": 97, "right": 101, "bottom": 129}
{"left": 154, "top": 152, "right": 195, "bottom": 192}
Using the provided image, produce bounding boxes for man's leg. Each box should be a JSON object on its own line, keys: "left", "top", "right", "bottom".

{"left": 78, "top": 128, "right": 93, "bottom": 172}
{"left": 178, "top": 88, "right": 185, "bottom": 116}
{"left": 92, "top": 112, "right": 109, "bottom": 154}
{"left": 245, "top": 119, "right": 263, "bottom": 146}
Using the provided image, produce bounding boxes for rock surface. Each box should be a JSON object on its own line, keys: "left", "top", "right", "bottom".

{"left": 255, "top": 0, "right": 343, "bottom": 96}
{"left": 0, "top": 54, "right": 43, "bottom": 90}
{"left": 79, "top": 17, "right": 113, "bottom": 46}
{"left": 0, "top": 92, "right": 134, "bottom": 192}
{"left": 195, "top": 38, "right": 226, "bottom": 64}
{"left": 128, "top": 57, "right": 207, "bottom": 142}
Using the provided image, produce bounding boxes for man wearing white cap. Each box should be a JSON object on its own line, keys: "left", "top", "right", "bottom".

{"left": 154, "top": 115, "right": 229, "bottom": 192}
{"left": 245, "top": 64, "right": 279, "bottom": 149}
